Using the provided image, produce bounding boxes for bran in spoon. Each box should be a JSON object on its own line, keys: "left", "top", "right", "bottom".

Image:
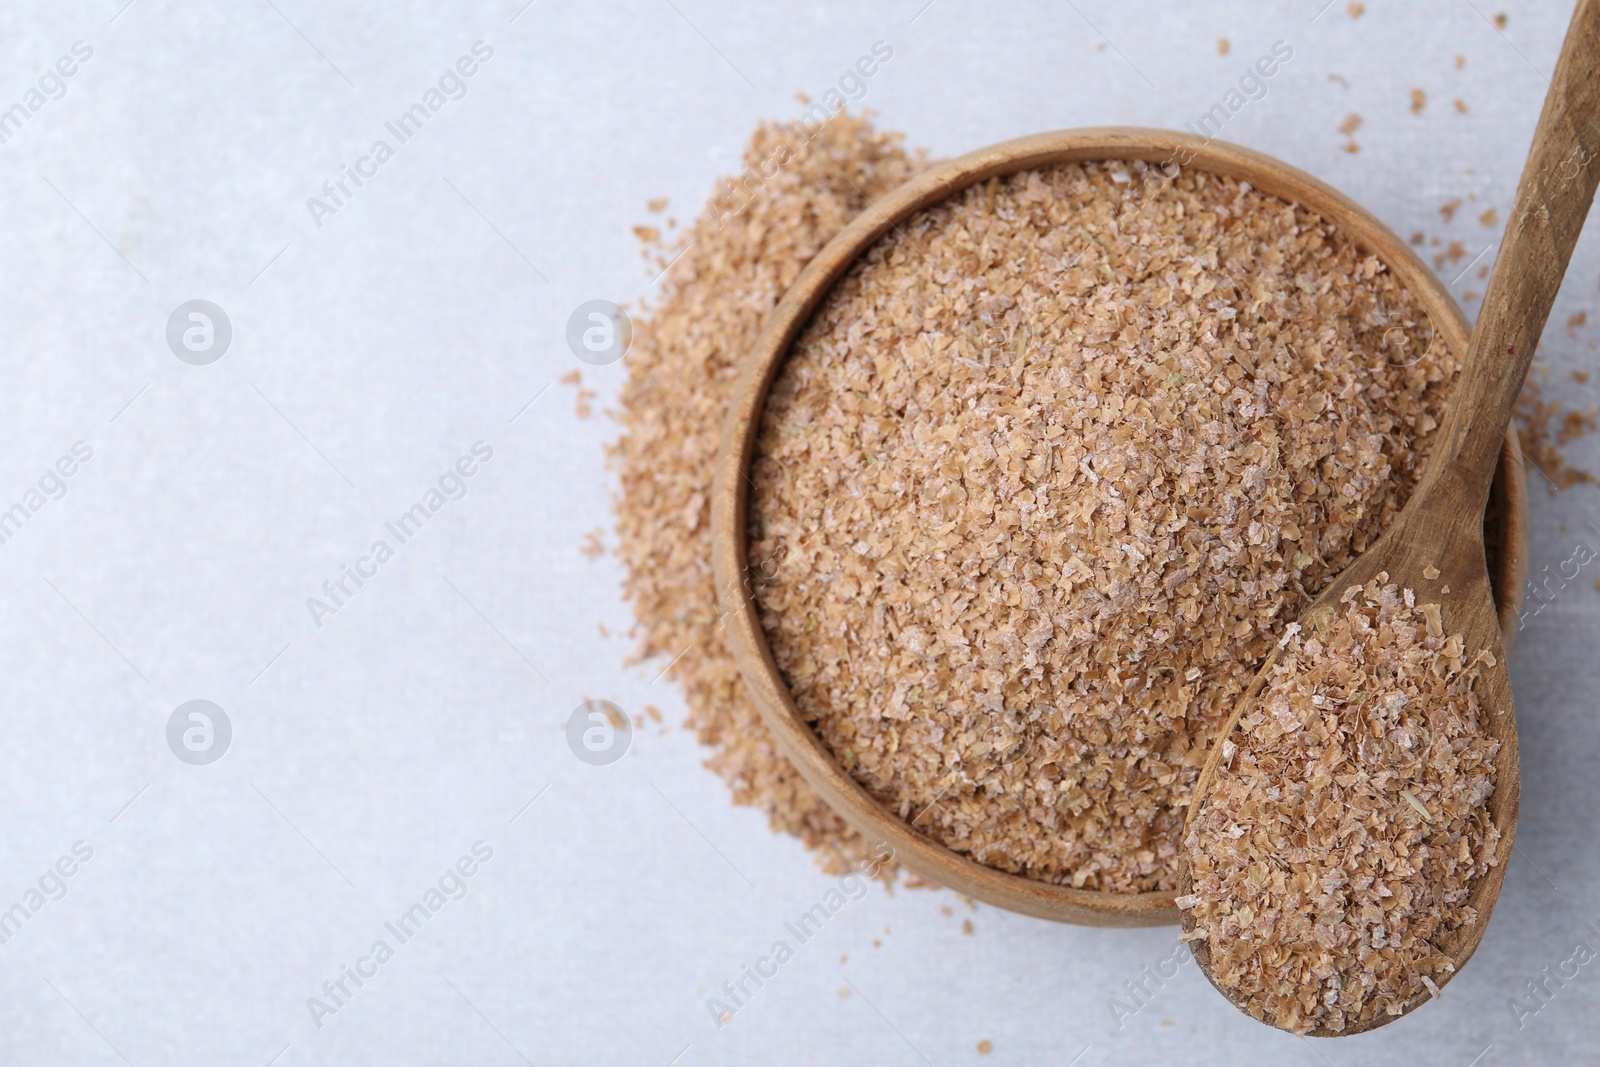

{"left": 1179, "top": 575, "right": 1499, "bottom": 1033}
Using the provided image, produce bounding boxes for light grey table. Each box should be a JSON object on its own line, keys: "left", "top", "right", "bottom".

{"left": 0, "top": 1, "right": 1593, "bottom": 1063}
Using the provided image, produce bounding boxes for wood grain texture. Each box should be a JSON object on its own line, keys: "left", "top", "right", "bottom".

{"left": 1182, "top": 0, "right": 1600, "bottom": 1033}
{"left": 710, "top": 128, "right": 1530, "bottom": 927}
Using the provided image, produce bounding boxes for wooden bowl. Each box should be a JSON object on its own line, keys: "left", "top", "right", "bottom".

{"left": 710, "top": 128, "right": 1529, "bottom": 926}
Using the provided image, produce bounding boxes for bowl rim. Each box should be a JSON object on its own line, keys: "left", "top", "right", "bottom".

{"left": 710, "top": 127, "right": 1529, "bottom": 926}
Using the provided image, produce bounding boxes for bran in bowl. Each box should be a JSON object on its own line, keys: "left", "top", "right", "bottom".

{"left": 745, "top": 159, "right": 1460, "bottom": 893}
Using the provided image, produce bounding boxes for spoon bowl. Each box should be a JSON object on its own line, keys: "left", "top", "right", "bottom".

{"left": 1180, "top": 494, "right": 1521, "bottom": 1034}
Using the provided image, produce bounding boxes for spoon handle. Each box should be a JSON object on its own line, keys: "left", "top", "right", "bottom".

{"left": 1423, "top": 0, "right": 1600, "bottom": 507}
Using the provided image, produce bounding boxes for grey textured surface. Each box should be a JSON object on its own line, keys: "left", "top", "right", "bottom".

{"left": 0, "top": 1, "right": 1595, "bottom": 1064}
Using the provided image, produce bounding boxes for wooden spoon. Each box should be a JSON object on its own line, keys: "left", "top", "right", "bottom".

{"left": 1180, "top": 0, "right": 1600, "bottom": 1035}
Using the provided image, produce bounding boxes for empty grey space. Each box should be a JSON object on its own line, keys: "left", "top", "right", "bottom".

{"left": 0, "top": 1, "right": 1594, "bottom": 1064}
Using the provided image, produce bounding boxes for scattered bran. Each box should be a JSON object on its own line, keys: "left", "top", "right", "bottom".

{"left": 610, "top": 113, "right": 927, "bottom": 876}
{"left": 1516, "top": 370, "right": 1597, "bottom": 490}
